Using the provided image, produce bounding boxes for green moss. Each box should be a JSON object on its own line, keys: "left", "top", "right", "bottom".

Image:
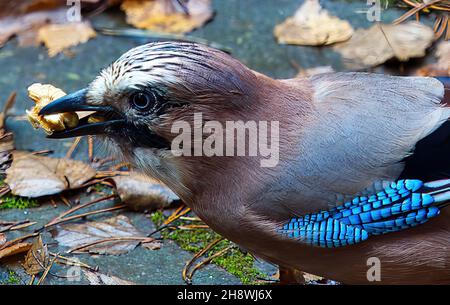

{"left": 151, "top": 211, "right": 264, "bottom": 284}
{"left": 1, "top": 271, "right": 21, "bottom": 285}
{"left": 0, "top": 195, "right": 39, "bottom": 210}
{"left": 212, "top": 248, "right": 263, "bottom": 285}
{"left": 150, "top": 210, "right": 165, "bottom": 226}
{"left": 0, "top": 177, "right": 38, "bottom": 210}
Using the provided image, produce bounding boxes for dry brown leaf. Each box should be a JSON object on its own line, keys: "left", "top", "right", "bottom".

{"left": 0, "top": 0, "right": 62, "bottom": 18}
{"left": 0, "top": 8, "right": 67, "bottom": 48}
{"left": 5, "top": 151, "right": 96, "bottom": 198}
{"left": 37, "top": 21, "right": 96, "bottom": 57}
{"left": 0, "top": 92, "right": 16, "bottom": 171}
{"left": 53, "top": 215, "right": 144, "bottom": 255}
{"left": 26, "top": 83, "right": 79, "bottom": 135}
{"left": 83, "top": 270, "right": 136, "bottom": 285}
{"left": 23, "top": 235, "right": 49, "bottom": 275}
{"left": 17, "top": 28, "right": 41, "bottom": 47}
{"left": 121, "top": 0, "right": 213, "bottom": 34}
{"left": 0, "top": 233, "right": 6, "bottom": 247}
{"left": 112, "top": 172, "right": 178, "bottom": 212}
{"left": 274, "top": 0, "right": 353, "bottom": 46}
{"left": 436, "top": 41, "right": 450, "bottom": 74}
{"left": 416, "top": 40, "right": 450, "bottom": 76}
{"left": 334, "top": 22, "right": 434, "bottom": 68}
{"left": 0, "top": 1, "right": 115, "bottom": 49}
{"left": 0, "top": 242, "right": 32, "bottom": 261}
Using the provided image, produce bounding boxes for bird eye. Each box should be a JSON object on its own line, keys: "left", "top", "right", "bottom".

{"left": 130, "top": 92, "right": 156, "bottom": 112}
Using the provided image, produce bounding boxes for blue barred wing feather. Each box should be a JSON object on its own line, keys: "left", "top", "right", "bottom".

{"left": 281, "top": 179, "right": 450, "bottom": 248}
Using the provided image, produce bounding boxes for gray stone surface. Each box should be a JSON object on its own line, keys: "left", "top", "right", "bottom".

{"left": 0, "top": 203, "right": 240, "bottom": 285}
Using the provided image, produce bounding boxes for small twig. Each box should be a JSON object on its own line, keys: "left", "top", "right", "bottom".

{"left": 394, "top": 0, "right": 443, "bottom": 24}
{"left": 2, "top": 91, "right": 17, "bottom": 119}
{"left": 255, "top": 276, "right": 280, "bottom": 284}
{"left": 99, "top": 180, "right": 115, "bottom": 188}
{"left": 10, "top": 222, "right": 36, "bottom": 231}
{"left": 45, "top": 204, "right": 126, "bottom": 228}
{"left": 179, "top": 216, "right": 202, "bottom": 222}
{"left": 93, "top": 157, "right": 115, "bottom": 168}
{"left": 59, "top": 195, "right": 72, "bottom": 207}
{"left": 31, "top": 150, "right": 53, "bottom": 156}
{"left": 75, "top": 178, "right": 113, "bottom": 189}
{"left": 88, "top": 136, "right": 94, "bottom": 162}
{"left": 0, "top": 232, "right": 38, "bottom": 251}
{"left": 402, "top": 0, "right": 450, "bottom": 12}
{"left": 28, "top": 275, "right": 35, "bottom": 285}
{"left": 65, "top": 137, "right": 82, "bottom": 159}
{"left": 163, "top": 205, "right": 191, "bottom": 226}
{"left": 186, "top": 246, "right": 233, "bottom": 282}
{"left": 446, "top": 18, "right": 450, "bottom": 40}
{"left": 177, "top": 225, "right": 209, "bottom": 230}
{"left": 0, "top": 186, "right": 10, "bottom": 197}
{"left": 0, "top": 220, "right": 17, "bottom": 225}
{"left": 37, "top": 253, "right": 58, "bottom": 285}
{"left": 146, "top": 223, "right": 177, "bottom": 238}
{"left": 164, "top": 205, "right": 185, "bottom": 224}
{"left": 0, "top": 220, "right": 35, "bottom": 233}
{"left": 95, "top": 170, "right": 130, "bottom": 178}
{"left": 46, "top": 194, "right": 116, "bottom": 227}
{"left": 49, "top": 252, "right": 98, "bottom": 271}
{"left": 182, "top": 238, "right": 223, "bottom": 284}
{"left": 68, "top": 236, "right": 155, "bottom": 253}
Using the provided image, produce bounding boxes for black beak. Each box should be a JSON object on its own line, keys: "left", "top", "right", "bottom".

{"left": 39, "top": 88, "right": 125, "bottom": 139}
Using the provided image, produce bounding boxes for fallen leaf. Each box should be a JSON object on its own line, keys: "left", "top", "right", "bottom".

{"left": 334, "top": 22, "right": 434, "bottom": 68}
{"left": 53, "top": 215, "right": 144, "bottom": 255}
{"left": 0, "top": 8, "right": 67, "bottom": 48}
{"left": 274, "top": 0, "right": 353, "bottom": 46}
{"left": 415, "top": 40, "right": 450, "bottom": 77}
{"left": 83, "top": 270, "right": 136, "bottom": 285}
{"left": 0, "top": 0, "right": 114, "bottom": 49}
{"left": 0, "top": 92, "right": 16, "bottom": 171}
{"left": 142, "top": 239, "right": 162, "bottom": 250}
{"left": 0, "top": 242, "right": 32, "bottom": 261}
{"left": 435, "top": 41, "right": 450, "bottom": 74}
{"left": 0, "top": 0, "right": 62, "bottom": 18}
{"left": 5, "top": 151, "right": 97, "bottom": 198}
{"left": 121, "top": 0, "right": 213, "bottom": 34}
{"left": 37, "top": 21, "right": 96, "bottom": 57}
{"left": 112, "top": 172, "right": 179, "bottom": 212}
{"left": 0, "top": 233, "right": 6, "bottom": 247}
{"left": 23, "top": 235, "right": 49, "bottom": 275}
{"left": 17, "top": 27, "right": 41, "bottom": 47}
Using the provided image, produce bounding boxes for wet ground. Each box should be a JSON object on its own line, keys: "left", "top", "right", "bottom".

{"left": 0, "top": 0, "right": 438, "bottom": 284}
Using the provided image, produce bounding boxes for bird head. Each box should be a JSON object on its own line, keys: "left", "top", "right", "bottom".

{"left": 39, "top": 42, "right": 268, "bottom": 201}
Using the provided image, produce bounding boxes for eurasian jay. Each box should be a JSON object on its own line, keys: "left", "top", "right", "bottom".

{"left": 39, "top": 42, "right": 450, "bottom": 284}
